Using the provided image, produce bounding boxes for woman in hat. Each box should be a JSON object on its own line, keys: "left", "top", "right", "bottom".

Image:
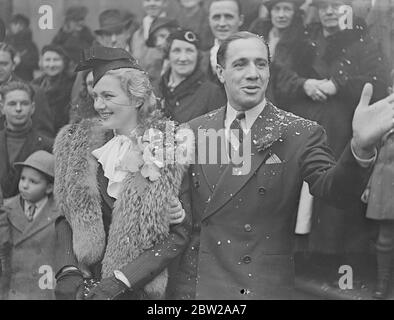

{"left": 158, "top": 29, "right": 226, "bottom": 123}
{"left": 249, "top": 0, "right": 306, "bottom": 62}
{"left": 53, "top": 46, "right": 193, "bottom": 300}
{"left": 32, "top": 44, "right": 75, "bottom": 134}
{"left": 145, "top": 17, "right": 179, "bottom": 90}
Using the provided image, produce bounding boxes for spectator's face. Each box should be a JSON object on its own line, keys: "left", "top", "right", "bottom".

{"left": 97, "top": 29, "right": 130, "bottom": 49}
{"left": 209, "top": 1, "right": 243, "bottom": 42}
{"left": 143, "top": 0, "right": 167, "bottom": 18}
{"left": 19, "top": 167, "right": 52, "bottom": 203}
{"left": 67, "top": 19, "right": 85, "bottom": 32}
{"left": 92, "top": 74, "right": 137, "bottom": 132}
{"left": 271, "top": 2, "right": 295, "bottom": 30}
{"left": 86, "top": 71, "right": 94, "bottom": 96}
{"left": 0, "top": 51, "right": 15, "bottom": 83}
{"left": 217, "top": 37, "right": 270, "bottom": 111}
{"left": 169, "top": 39, "right": 198, "bottom": 78}
{"left": 153, "top": 27, "right": 171, "bottom": 49}
{"left": 180, "top": 0, "right": 201, "bottom": 9}
{"left": 10, "top": 22, "right": 24, "bottom": 34}
{"left": 1, "top": 90, "right": 35, "bottom": 130}
{"left": 42, "top": 51, "right": 65, "bottom": 77}
{"left": 317, "top": 1, "right": 343, "bottom": 30}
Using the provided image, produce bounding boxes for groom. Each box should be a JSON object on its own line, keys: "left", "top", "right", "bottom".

{"left": 168, "top": 31, "right": 394, "bottom": 299}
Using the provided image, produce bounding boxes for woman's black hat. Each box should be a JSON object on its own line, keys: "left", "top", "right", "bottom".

{"left": 75, "top": 46, "right": 143, "bottom": 86}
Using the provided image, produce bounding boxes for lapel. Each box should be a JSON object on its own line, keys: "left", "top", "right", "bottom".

{"left": 202, "top": 103, "right": 286, "bottom": 221}
{"left": 198, "top": 107, "right": 227, "bottom": 192}
{"left": 14, "top": 196, "right": 60, "bottom": 246}
{"left": 7, "top": 195, "right": 29, "bottom": 235}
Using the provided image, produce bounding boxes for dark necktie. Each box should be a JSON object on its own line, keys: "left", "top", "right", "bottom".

{"left": 229, "top": 111, "right": 246, "bottom": 158}
{"left": 26, "top": 203, "right": 36, "bottom": 222}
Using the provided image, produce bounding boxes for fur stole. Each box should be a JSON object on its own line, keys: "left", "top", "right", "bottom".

{"left": 53, "top": 111, "right": 190, "bottom": 298}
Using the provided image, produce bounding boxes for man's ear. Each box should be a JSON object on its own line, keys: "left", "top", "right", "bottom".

{"left": 216, "top": 64, "right": 225, "bottom": 84}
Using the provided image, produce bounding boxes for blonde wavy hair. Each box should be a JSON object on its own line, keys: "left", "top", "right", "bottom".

{"left": 105, "top": 68, "right": 158, "bottom": 123}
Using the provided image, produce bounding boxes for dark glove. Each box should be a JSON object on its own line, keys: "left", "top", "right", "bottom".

{"left": 55, "top": 270, "right": 84, "bottom": 300}
{"left": 84, "top": 276, "right": 129, "bottom": 300}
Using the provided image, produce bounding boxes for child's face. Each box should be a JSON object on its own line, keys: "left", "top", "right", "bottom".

{"left": 18, "top": 167, "right": 53, "bottom": 203}
{"left": 1, "top": 90, "right": 34, "bottom": 130}
{"left": 10, "top": 22, "right": 24, "bottom": 35}
{"left": 143, "top": 0, "right": 167, "bottom": 18}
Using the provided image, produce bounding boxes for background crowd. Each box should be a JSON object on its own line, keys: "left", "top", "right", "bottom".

{"left": 0, "top": 0, "right": 393, "bottom": 300}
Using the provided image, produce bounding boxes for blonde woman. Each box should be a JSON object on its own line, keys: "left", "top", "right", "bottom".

{"left": 53, "top": 46, "right": 193, "bottom": 300}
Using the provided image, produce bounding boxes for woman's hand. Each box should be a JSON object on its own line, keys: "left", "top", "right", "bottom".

{"left": 304, "top": 79, "right": 328, "bottom": 101}
{"left": 168, "top": 198, "right": 186, "bottom": 225}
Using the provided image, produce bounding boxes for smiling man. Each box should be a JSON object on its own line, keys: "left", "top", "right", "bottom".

{"left": 168, "top": 31, "right": 394, "bottom": 299}
{"left": 206, "top": 0, "right": 244, "bottom": 81}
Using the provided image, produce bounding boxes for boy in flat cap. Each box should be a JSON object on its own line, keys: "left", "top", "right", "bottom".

{"left": 0, "top": 150, "right": 60, "bottom": 299}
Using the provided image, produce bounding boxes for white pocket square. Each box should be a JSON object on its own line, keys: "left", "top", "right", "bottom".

{"left": 265, "top": 153, "right": 282, "bottom": 164}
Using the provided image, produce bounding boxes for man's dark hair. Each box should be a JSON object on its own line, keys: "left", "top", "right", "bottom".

{"left": 217, "top": 31, "right": 271, "bottom": 67}
{"left": 10, "top": 14, "right": 30, "bottom": 28}
{"left": 209, "top": 0, "right": 243, "bottom": 15}
{"left": 0, "top": 80, "right": 35, "bottom": 102}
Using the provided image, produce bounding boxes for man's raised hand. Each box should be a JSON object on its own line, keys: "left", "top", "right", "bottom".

{"left": 352, "top": 83, "right": 394, "bottom": 158}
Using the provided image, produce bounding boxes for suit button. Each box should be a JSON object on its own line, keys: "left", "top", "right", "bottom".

{"left": 242, "top": 255, "right": 252, "bottom": 264}
{"left": 244, "top": 224, "right": 252, "bottom": 232}
{"left": 194, "top": 180, "right": 200, "bottom": 188}
{"left": 258, "top": 187, "right": 266, "bottom": 195}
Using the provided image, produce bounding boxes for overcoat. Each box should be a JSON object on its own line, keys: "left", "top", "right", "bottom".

{"left": 169, "top": 103, "right": 371, "bottom": 299}
{"left": 0, "top": 195, "right": 60, "bottom": 300}
{"left": 159, "top": 68, "right": 226, "bottom": 123}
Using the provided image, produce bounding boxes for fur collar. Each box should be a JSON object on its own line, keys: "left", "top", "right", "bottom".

{"left": 54, "top": 112, "right": 189, "bottom": 297}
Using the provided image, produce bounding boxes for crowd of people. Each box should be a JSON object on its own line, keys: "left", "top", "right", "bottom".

{"left": 0, "top": 0, "right": 394, "bottom": 300}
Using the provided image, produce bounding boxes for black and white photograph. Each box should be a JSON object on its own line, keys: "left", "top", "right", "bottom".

{"left": 0, "top": 0, "right": 394, "bottom": 306}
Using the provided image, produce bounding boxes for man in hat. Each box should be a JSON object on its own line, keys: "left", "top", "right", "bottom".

{"left": 94, "top": 9, "right": 137, "bottom": 51}
{"left": 0, "top": 150, "right": 60, "bottom": 299}
{"left": 52, "top": 5, "right": 94, "bottom": 66}
{"left": 5, "top": 14, "right": 39, "bottom": 82}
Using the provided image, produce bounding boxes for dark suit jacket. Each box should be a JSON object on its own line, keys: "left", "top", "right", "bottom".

{"left": 169, "top": 103, "right": 371, "bottom": 300}
{"left": 0, "top": 128, "right": 53, "bottom": 198}
{"left": 1, "top": 195, "right": 60, "bottom": 299}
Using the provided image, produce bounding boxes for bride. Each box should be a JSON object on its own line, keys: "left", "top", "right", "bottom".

{"left": 53, "top": 46, "right": 193, "bottom": 300}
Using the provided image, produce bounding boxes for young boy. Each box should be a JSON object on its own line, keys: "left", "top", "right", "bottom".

{"left": 0, "top": 150, "right": 60, "bottom": 299}
{"left": 0, "top": 80, "right": 53, "bottom": 199}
